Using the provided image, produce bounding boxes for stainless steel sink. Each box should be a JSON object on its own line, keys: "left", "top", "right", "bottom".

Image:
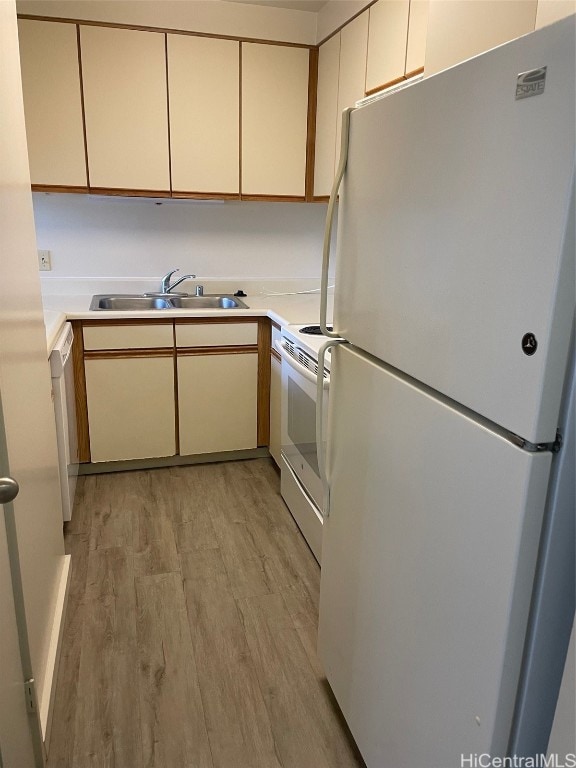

{"left": 169, "top": 296, "right": 246, "bottom": 309}
{"left": 89, "top": 294, "right": 248, "bottom": 311}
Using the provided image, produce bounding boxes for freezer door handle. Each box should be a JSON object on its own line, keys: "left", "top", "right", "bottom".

{"left": 320, "top": 107, "right": 354, "bottom": 339}
{"left": 316, "top": 340, "right": 346, "bottom": 519}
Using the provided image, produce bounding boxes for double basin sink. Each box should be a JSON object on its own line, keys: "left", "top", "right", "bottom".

{"left": 90, "top": 293, "right": 249, "bottom": 311}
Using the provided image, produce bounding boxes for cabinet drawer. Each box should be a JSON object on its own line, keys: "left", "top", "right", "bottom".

{"left": 83, "top": 323, "right": 174, "bottom": 350}
{"left": 175, "top": 322, "right": 258, "bottom": 348}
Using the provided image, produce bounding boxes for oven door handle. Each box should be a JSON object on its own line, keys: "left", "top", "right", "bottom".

{"left": 316, "top": 339, "right": 346, "bottom": 519}
{"left": 275, "top": 340, "right": 330, "bottom": 389}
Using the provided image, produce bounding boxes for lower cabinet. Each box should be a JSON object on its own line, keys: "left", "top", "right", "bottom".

{"left": 177, "top": 352, "right": 258, "bottom": 455}
{"left": 85, "top": 355, "right": 176, "bottom": 462}
{"left": 75, "top": 318, "right": 269, "bottom": 464}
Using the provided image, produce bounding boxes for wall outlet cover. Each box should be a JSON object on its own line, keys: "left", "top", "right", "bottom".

{"left": 38, "top": 250, "right": 51, "bottom": 271}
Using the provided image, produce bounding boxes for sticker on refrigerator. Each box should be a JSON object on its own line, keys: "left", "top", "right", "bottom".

{"left": 515, "top": 67, "right": 547, "bottom": 100}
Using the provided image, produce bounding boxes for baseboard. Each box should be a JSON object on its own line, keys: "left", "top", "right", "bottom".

{"left": 40, "top": 553, "right": 71, "bottom": 748}
{"left": 78, "top": 447, "right": 270, "bottom": 475}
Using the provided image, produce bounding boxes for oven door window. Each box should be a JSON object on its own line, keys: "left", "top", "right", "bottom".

{"left": 287, "top": 376, "right": 319, "bottom": 477}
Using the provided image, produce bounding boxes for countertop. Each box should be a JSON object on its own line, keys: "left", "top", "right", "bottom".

{"left": 43, "top": 290, "right": 332, "bottom": 355}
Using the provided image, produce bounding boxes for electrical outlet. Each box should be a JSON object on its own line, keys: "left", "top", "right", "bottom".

{"left": 38, "top": 250, "right": 51, "bottom": 271}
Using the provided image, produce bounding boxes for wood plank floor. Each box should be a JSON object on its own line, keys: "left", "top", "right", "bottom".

{"left": 47, "top": 459, "right": 365, "bottom": 768}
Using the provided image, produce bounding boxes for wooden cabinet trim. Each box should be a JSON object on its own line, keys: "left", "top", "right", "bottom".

{"left": 82, "top": 318, "right": 174, "bottom": 327}
{"left": 174, "top": 316, "right": 260, "bottom": 326}
{"left": 17, "top": 14, "right": 315, "bottom": 49}
{"left": 271, "top": 320, "right": 281, "bottom": 330}
{"left": 176, "top": 345, "right": 257, "bottom": 356}
{"left": 76, "top": 23, "right": 91, "bottom": 187}
{"left": 31, "top": 184, "right": 88, "bottom": 194}
{"left": 405, "top": 65, "right": 425, "bottom": 79}
{"left": 164, "top": 33, "right": 173, "bottom": 194}
{"left": 364, "top": 66, "right": 424, "bottom": 97}
{"left": 87, "top": 187, "right": 172, "bottom": 198}
{"left": 271, "top": 348, "right": 281, "bottom": 363}
{"left": 257, "top": 318, "right": 271, "bottom": 447}
{"left": 84, "top": 348, "right": 174, "bottom": 360}
{"left": 71, "top": 320, "right": 91, "bottom": 463}
{"left": 240, "top": 194, "right": 306, "bottom": 203}
{"left": 171, "top": 191, "right": 241, "bottom": 200}
{"left": 305, "top": 47, "right": 319, "bottom": 201}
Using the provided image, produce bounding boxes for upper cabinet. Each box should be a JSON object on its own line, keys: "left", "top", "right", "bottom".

{"left": 405, "top": 0, "right": 430, "bottom": 75}
{"left": 424, "top": 0, "right": 538, "bottom": 76}
{"left": 314, "top": 33, "right": 341, "bottom": 197}
{"left": 336, "top": 11, "right": 369, "bottom": 155}
{"left": 366, "top": 0, "right": 410, "bottom": 93}
{"left": 241, "top": 43, "right": 310, "bottom": 198}
{"left": 80, "top": 26, "right": 171, "bottom": 192}
{"left": 167, "top": 34, "right": 240, "bottom": 196}
{"left": 535, "top": 0, "right": 575, "bottom": 28}
{"left": 18, "top": 18, "right": 311, "bottom": 200}
{"left": 18, "top": 19, "right": 87, "bottom": 188}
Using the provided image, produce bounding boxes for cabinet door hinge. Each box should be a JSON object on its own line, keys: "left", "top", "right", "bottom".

{"left": 24, "top": 679, "right": 37, "bottom": 713}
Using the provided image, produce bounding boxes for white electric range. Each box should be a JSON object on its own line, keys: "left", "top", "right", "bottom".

{"left": 276, "top": 324, "right": 337, "bottom": 564}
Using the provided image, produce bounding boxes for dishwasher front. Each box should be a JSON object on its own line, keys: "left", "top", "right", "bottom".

{"left": 49, "top": 323, "right": 79, "bottom": 522}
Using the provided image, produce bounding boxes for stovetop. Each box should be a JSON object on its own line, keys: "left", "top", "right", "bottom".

{"left": 299, "top": 324, "right": 334, "bottom": 336}
{"left": 280, "top": 324, "right": 339, "bottom": 369}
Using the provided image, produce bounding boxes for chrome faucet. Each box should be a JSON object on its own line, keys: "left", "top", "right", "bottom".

{"left": 194, "top": 284, "right": 204, "bottom": 296}
{"left": 160, "top": 268, "right": 196, "bottom": 294}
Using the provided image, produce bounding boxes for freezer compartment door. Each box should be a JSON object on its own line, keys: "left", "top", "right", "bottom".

{"left": 318, "top": 344, "right": 552, "bottom": 767}
{"left": 334, "top": 17, "right": 575, "bottom": 444}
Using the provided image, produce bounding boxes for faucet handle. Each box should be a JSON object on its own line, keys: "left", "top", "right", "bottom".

{"left": 160, "top": 268, "right": 179, "bottom": 292}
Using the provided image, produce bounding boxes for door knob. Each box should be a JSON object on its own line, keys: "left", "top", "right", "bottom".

{"left": 0, "top": 477, "right": 19, "bottom": 504}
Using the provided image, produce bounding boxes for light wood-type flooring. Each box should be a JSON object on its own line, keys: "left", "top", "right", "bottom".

{"left": 47, "top": 458, "right": 365, "bottom": 768}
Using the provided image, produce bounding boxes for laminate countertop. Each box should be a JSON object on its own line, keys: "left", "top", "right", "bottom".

{"left": 43, "top": 290, "right": 333, "bottom": 356}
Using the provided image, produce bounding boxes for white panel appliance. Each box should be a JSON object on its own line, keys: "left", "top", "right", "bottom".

{"left": 278, "top": 324, "right": 333, "bottom": 563}
{"left": 318, "top": 16, "right": 575, "bottom": 767}
{"left": 50, "top": 323, "right": 78, "bottom": 522}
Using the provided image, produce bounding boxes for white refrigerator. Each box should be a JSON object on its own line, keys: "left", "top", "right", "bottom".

{"left": 317, "top": 16, "right": 575, "bottom": 767}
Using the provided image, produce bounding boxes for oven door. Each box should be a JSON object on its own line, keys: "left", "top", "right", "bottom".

{"left": 278, "top": 339, "right": 329, "bottom": 512}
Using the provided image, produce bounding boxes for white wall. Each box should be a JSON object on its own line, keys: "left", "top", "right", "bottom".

{"left": 33, "top": 193, "right": 329, "bottom": 279}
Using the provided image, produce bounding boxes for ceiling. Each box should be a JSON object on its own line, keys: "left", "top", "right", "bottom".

{"left": 225, "top": 0, "right": 328, "bottom": 13}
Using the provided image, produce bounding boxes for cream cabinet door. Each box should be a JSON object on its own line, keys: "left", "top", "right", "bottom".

{"left": 269, "top": 353, "right": 282, "bottom": 466}
{"left": 85, "top": 356, "right": 175, "bottom": 462}
{"left": 424, "top": 0, "right": 537, "bottom": 76}
{"left": 168, "top": 35, "right": 239, "bottom": 195}
{"left": 178, "top": 352, "right": 258, "bottom": 455}
{"left": 80, "top": 25, "right": 170, "bottom": 191}
{"left": 405, "top": 0, "right": 430, "bottom": 75}
{"left": 18, "top": 20, "right": 87, "bottom": 187}
{"left": 366, "top": 0, "right": 410, "bottom": 93}
{"left": 241, "top": 43, "right": 309, "bottom": 197}
{"left": 336, "top": 11, "right": 369, "bottom": 158}
{"left": 313, "top": 33, "right": 341, "bottom": 198}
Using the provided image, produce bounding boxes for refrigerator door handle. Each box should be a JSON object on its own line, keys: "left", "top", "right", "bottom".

{"left": 320, "top": 107, "right": 354, "bottom": 339}
{"left": 316, "top": 339, "right": 347, "bottom": 519}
